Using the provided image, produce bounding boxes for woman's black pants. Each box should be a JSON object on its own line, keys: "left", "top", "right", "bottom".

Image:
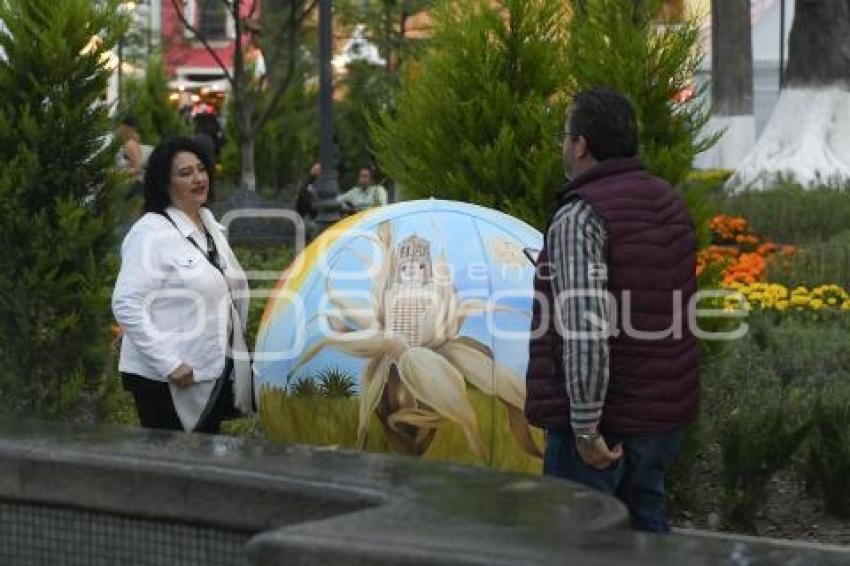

{"left": 121, "top": 373, "right": 236, "bottom": 434}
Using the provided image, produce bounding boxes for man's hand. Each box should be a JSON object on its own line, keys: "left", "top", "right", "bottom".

{"left": 169, "top": 363, "right": 194, "bottom": 388}
{"left": 575, "top": 428, "right": 623, "bottom": 470}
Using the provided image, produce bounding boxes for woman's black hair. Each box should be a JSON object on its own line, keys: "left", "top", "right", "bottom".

{"left": 143, "top": 136, "right": 216, "bottom": 214}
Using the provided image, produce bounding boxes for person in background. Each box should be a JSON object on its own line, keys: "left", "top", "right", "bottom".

{"left": 295, "top": 162, "right": 321, "bottom": 240}
{"left": 193, "top": 112, "right": 223, "bottom": 161}
{"left": 112, "top": 137, "right": 253, "bottom": 434}
{"left": 115, "top": 115, "right": 148, "bottom": 180}
{"left": 192, "top": 131, "right": 217, "bottom": 168}
{"left": 337, "top": 166, "right": 388, "bottom": 214}
{"left": 524, "top": 87, "right": 699, "bottom": 532}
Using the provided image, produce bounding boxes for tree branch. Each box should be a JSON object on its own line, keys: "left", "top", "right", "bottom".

{"left": 254, "top": 0, "right": 302, "bottom": 133}
{"left": 296, "top": 0, "right": 318, "bottom": 28}
{"left": 169, "top": 0, "right": 235, "bottom": 87}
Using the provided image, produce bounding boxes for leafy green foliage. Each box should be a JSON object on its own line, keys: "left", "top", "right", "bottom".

{"left": 337, "top": 0, "right": 434, "bottom": 69}
{"left": 566, "top": 0, "right": 717, "bottom": 188}
{"left": 714, "top": 181, "right": 850, "bottom": 245}
{"left": 120, "top": 52, "right": 191, "bottom": 145}
{"left": 231, "top": 244, "right": 295, "bottom": 350}
{"left": 335, "top": 61, "right": 400, "bottom": 190}
{"left": 316, "top": 367, "right": 357, "bottom": 398}
{"left": 220, "top": 83, "right": 318, "bottom": 200}
{"left": 805, "top": 396, "right": 850, "bottom": 518}
{"left": 685, "top": 312, "right": 850, "bottom": 529}
{"left": 766, "top": 230, "right": 850, "bottom": 289}
{"left": 372, "top": 0, "right": 569, "bottom": 229}
{"left": 720, "top": 401, "right": 811, "bottom": 530}
{"left": 0, "top": 0, "right": 123, "bottom": 418}
{"left": 289, "top": 376, "right": 320, "bottom": 397}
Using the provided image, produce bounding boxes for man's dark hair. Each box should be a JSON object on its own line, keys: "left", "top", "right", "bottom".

{"left": 118, "top": 114, "right": 139, "bottom": 130}
{"left": 143, "top": 136, "right": 215, "bottom": 214}
{"left": 568, "top": 87, "right": 638, "bottom": 161}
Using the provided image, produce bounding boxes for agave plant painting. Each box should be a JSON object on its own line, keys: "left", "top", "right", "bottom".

{"left": 255, "top": 200, "right": 543, "bottom": 463}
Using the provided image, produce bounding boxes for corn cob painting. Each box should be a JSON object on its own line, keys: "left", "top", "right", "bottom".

{"left": 255, "top": 200, "right": 544, "bottom": 467}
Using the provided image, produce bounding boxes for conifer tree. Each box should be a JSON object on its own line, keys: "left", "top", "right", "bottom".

{"left": 566, "top": 0, "right": 715, "bottom": 188}
{"left": 121, "top": 53, "right": 191, "bottom": 145}
{"left": 371, "top": 0, "right": 569, "bottom": 229}
{"left": 0, "top": 0, "right": 123, "bottom": 418}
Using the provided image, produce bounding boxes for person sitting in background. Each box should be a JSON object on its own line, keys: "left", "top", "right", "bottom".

{"left": 337, "top": 166, "right": 388, "bottom": 214}
{"left": 296, "top": 162, "right": 321, "bottom": 240}
{"left": 296, "top": 162, "right": 320, "bottom": 220}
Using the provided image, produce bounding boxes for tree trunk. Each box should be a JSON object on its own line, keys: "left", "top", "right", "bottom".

{"left": 239, "top": 107, "right": 257, "bottom": 191}
{"left": 701, "top": 0, "right": 755, "bottom": 170}
{"left": 711, "top": 0, "right": 753, "bottom": 115}
{"left": 785, "top": 0, "right": 850, "bottom": 87}
{"left": 728, "top": 0, "right": 850, "bottom": 189}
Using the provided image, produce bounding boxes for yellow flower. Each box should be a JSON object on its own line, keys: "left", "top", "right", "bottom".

{"left": 810, "top": 299, "right": 825, "bottom": 310}
{"left": 792, "top": 286, "right": 809, "bottom": 296}
{"left": 842, "top": 300, "right": 850, "bottom": 311}
{"left": 776, "top": 300, "right": 790, "bottom": 311}
{"left": 791, "top": 295, "right": 810, "bottom": 306}
{"left": 768, "top": 285, "right": 789, "bottom": 298}
{"left": 828, "top": 297, "right": 838, "bottom": 306}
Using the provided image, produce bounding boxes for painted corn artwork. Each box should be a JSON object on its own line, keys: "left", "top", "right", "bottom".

{"left": 254, "top": 200, "right": 544, "bottom": 470}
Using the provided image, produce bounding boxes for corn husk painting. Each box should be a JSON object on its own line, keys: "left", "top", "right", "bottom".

{"left": 255, "top": 200, "right": 544, "bottom": 471}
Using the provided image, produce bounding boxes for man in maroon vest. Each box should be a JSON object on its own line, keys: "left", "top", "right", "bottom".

{"left": 525, "top": 87, "right": 700, "bottom": 532}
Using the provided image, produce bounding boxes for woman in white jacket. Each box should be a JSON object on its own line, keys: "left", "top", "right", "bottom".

{"left": 112, "top": 137, "right": 252, "bottom": 433}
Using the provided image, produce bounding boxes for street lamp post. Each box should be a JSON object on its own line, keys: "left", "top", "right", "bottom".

{"left": 316, "top": 0, "right": 340, "bottom": 228}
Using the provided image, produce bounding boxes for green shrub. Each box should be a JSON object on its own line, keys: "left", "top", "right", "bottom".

{"left": 317, "top": 367, "right": 357, "bottom": 398}
{"left": 684, "top": 169, "right": 731, "bottom": 249}
{"left": 232, "top": 243, "right": 294, "bottom": 350}
{"left": 220, "top": 80, "right": 317, "bottom": 200}
{"left": 566, "top": 0, "right": 717, "bottom": 189}
{"left": 714, "top": 182, "right": 850, "bottom": 244}
{"left": 120, "top": 52, "right": 191, "bottom": 145}
{"left": 720, "top": 400, "right": 811, "bottom": 530}
{"left": 0, "top": 0, "right": 124, "bottom": 420}
{"left": 289, "top": 376, "right": 320, "bottom": 398}
{"left": 335, "top": 61, "right": 400, "bottom": 191}
{"left": 699, "top": 314, "right": 850, "bottom": 527}
{"left": 766, "top": 230, "right": 850, "bottom": 288}
{"left": 805, "top": 394, "right": 850, "bottom": 518}
{"left": 372, "top": 0, "right": 569, "bottom": 229}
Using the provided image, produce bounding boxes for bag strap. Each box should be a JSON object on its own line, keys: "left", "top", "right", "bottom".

{"left": 161, "top": 212, "right": 224, "bottom": 275}
{"left": 160, "top": 211, "right": 255, "bottom": 418}
{"left": 160, "top": 211, "right": 241, "bottom": 342}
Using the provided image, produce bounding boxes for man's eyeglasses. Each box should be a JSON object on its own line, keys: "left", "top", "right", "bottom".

{"left": 556, "top": 131, "right": 581, "bottom": 144}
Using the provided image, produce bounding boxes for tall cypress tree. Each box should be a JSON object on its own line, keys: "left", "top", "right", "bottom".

{"left": 121, "top": 53, "right": 191, "bottom": 145}
{"left": 371, "top": 0, "right": 570, "bottom": 229}
{"left": 566, "top": 0, "right": 715, "bottom": 188}
{"left": 0, "top": 0, "right": 124, "bottom": 418}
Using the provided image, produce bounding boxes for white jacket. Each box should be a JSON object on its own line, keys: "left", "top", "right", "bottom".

{"left": 112, "top": 206, "right": 252, "bottom": 429}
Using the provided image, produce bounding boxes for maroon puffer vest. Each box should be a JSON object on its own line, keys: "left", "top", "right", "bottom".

{"left": 525, "top": 158, "right": 700, "bottom": 436}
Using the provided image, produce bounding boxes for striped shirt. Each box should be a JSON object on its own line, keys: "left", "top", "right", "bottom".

{"left": 546, "top": 198, "right": 610, "bottom": 432}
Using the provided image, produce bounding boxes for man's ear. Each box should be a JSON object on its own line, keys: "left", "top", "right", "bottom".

{"left": 576, "top": 135, "right": 591, "bottom": 160}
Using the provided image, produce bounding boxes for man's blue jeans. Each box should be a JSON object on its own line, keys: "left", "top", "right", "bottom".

{"left": 543, "top": 428, "right": 682, "bottom": 533}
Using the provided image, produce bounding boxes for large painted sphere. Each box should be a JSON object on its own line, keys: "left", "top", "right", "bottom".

{"left": 254, "top": 200, "right": 543, "bottom": 470}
